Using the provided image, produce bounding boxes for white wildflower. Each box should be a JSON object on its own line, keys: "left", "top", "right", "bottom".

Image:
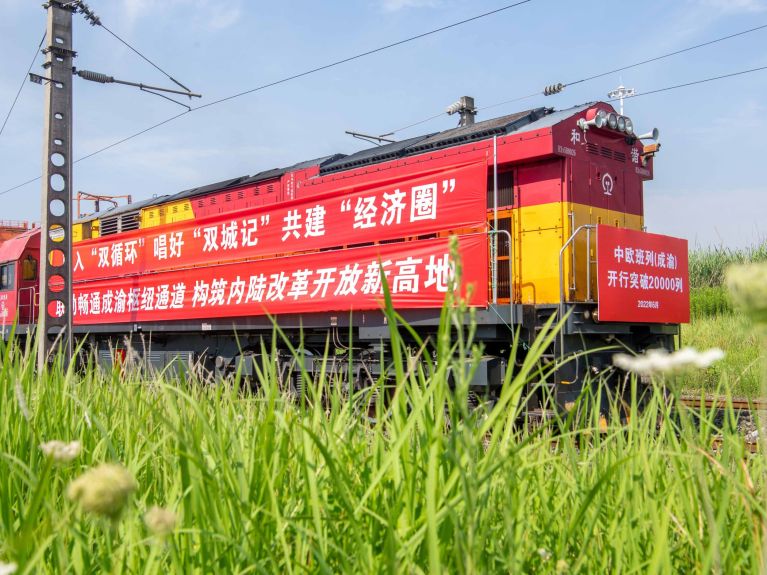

{"left": 537, "top": 548, "right": 552, "bottom": 561}
{"left": 144, "top": 505, "right": 177, "bottom": 537}
{"left": 613, "top": 347, "right": 725, "bottom": 376}
{"left": 67, "top": 463, "right": 137, "bottom": 520}
{"left": 40, "top": 440, "right": 81, "bottom": 463}
{"left": 0, "top": 562, "right": 17, "bottom": 575}
{"left": 556, "top": 559, "right": 569, "bottom": 573}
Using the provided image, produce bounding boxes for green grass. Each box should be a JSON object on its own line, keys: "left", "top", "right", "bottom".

{"left": 683, "top": 314, "right": 763, "bottom": 398}
{"left": 0, "top": 307, "right": 764, "bottom": 572}
{"left": 689, "top": 241, "right": 767, "bottom": 289}
{"left": 683, "top": 242, "right": 766, "bottom": 397}
{"left": 690, "top": 286, "right": 733, "bottom": 319}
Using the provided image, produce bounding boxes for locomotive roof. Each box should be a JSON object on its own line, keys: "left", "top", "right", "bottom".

{"left": 319, "top": 106, "right": 555, "bottom": 174}
{"left": 0, "top": 228, "right": 39, "bottom": 262}
{"left": 85, "top": 196, "right": 170, "bottom": 221}
{"left": 76, "top": 102, "right": 596, "bottom": 224}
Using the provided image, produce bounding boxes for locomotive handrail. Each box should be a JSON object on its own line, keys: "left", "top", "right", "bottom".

{"left": 17, "top": 286, "right": 38, "bottom": 325}
{"left": 558, "top": 224, "right": 596, "bottom": 319}
{"left": 488, "top": 229, "right": 513, "bottom": 305}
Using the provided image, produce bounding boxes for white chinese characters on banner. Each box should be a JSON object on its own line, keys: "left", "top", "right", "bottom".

{"left": 76, "top": 177, "right": 463, "bottom": 275}
{"left": 72, "top": 252, "right": 456, "bottom": 317}
{"left": 608, "top": 243, "right": 684, "bottom": 293}
{"left": 613, "top": 245, "right": 679, "bottom": 270}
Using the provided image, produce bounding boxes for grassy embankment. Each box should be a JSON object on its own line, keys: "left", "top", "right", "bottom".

{"left": 684, "top": 242, "right": 766, "bottom": 398}
{"left": 0, "top": 286, "right": 765, "bottom": 573}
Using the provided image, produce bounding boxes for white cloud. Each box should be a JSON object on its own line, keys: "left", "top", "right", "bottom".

{"left": 688, "top": 0, "right": 766, "bottom": 12}
{"left": 208, "top": 6, "right": 241, "bottom": 30}
{"left": 121, "top": 0, "right": 242, "bottom": 31}
{"left": 380, "top": 0, "right": 440, "bottom": 12}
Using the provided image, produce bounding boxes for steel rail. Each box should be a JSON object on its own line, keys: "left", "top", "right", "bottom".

{"left": 679, "top": 396, "right": 767, "bottom": 412}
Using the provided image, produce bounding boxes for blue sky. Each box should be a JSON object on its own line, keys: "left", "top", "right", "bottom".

{"left": 0, "top": 0, "right": 765, "bottom": 247}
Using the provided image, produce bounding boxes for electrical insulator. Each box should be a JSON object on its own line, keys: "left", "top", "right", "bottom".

{"left": 543, "top": 83, "right": 564, "bottom": 96}
{"left": 76, "top": 69, "right": 113, "bottom": 84}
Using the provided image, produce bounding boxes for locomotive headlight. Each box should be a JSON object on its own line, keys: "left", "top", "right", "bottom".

{"left": 624, "top": 117, "right": 634, "bottom": 136}
{"left": 617, "top": 116, "right": 626, "bottom": 132}
{"left": 608, "top": 113, "right": 618, "bottom": 130}
{"left": 594, "top": 109, "right": 608, "bottom": 128}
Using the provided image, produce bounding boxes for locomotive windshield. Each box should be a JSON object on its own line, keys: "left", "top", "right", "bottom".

{"left": 0, "top": 262, "right": 15, "bottom": 291}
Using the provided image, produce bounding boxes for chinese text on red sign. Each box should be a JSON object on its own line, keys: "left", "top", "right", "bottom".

{"left": 596, "top": 225, "right": 689, "bottom": 323}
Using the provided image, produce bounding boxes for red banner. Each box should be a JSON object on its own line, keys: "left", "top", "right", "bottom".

{"left": 70, "top": 234, "right": 488, "bottom": 325}
{"left": 597, "top": 225, "right": 689, "bottom": 323}
{"left": 72, "top": 162, "right": 487, "bottom": 281}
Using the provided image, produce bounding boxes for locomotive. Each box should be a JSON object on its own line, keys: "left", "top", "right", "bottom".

{"left": 0, "top": 101, "right": 689, "bottom": 407}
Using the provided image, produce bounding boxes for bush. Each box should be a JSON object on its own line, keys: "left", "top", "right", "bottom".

{"left": 690, "top": 286, "right": 732, "bottom": 318}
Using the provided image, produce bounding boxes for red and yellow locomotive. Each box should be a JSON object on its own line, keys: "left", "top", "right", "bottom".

{"left": 0, "top": 102, "right": 689, "bottom": 406}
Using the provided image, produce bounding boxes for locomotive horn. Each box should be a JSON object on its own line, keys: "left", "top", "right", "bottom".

{"left": 636, "top": 128, "right": 659, "bottom": 141}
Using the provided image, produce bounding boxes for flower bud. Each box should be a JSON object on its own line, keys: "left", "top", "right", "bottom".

{"left": 67, "top": 463, "right": 137, "bottom": 520}
{"left": 144, "top": 505, "right": 177, "bottom": 537}
{"left": 40, "top": 440, "right": 81, "bottom": 464}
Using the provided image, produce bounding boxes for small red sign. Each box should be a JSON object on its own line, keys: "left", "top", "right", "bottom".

{"left": 597, "top": 225, "right": 689, "bottom": 324}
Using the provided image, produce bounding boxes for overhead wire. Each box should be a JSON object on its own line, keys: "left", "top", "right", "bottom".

{"left": 95, "top": 21, "right": 193, "bottom": 93}
{"left": 609, "top": 64, "right": 767, "bottom": 102}
{"left": 1, "top": 7, "right": 765, "bottom": 198}
{"left": 565, "top": 22, "right": 767, "bottom": 87}
{"left": 193, "top": 0, "right": 534, "bottom": 111}
{"left": 0, "top": 33, "right": 45, "bottom": 139}
{"left": 0, "top": 0, "right": 536, "bottom": 195}
{"left": 391, "top": 22, "right": 767, "bottom": 130}
{"left": 3, "top": 62, "right": 766, "bottom": 199}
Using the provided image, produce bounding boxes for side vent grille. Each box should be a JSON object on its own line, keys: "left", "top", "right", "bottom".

{"left": 486, "top": 171, "right": 514, "bottom": 208}
{"left": 100, "top": 217, "right": 118, "bottom": 236}
{"left": 121, "top": 213, "right": 140, "bottom": 232}
{"left": 99, "top": 211, "right": 139, "bottom": 236}
{"left": 600, "top": 147, "right": 613, "bottom": 159}
{"left": 586, "top": 143, "right": 598, "bottom": 155}
{"left": 614, "top": 151, "right": 626, "bottom": 163}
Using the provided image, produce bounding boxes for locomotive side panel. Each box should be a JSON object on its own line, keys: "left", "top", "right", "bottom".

{"left": 514, "top": 159, "right": 566, "bottom": 304}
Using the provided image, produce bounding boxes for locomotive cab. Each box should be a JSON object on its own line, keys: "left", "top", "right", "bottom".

{"left": 0, "top": 229, "right": 40, "bottom": 337}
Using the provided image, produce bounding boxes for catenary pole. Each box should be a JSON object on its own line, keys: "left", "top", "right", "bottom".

{"left": 38, "top": 0, "right": 75, "bottom": 370}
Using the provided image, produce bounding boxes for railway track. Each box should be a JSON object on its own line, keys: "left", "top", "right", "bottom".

{"left": 679, "top": 396, "right": 767, "bottom": 412}
{"left": 525, "top": 398, "right": 764, "bottom": 454}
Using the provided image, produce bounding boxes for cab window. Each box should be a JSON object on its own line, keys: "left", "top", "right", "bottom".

{"left": 0, "top": 263, "right": 15, "bottom": 291}
{"left": 22, "top": 256, "right": 37, "bottom": 281}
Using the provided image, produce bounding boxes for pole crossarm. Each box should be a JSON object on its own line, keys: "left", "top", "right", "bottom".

{"left": 74, "top": 69, "right": 202, "bottom": 98}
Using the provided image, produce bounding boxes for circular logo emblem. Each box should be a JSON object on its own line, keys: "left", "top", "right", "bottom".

{"left": 601, "top": 173, "right": 614, "bottom": 196}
